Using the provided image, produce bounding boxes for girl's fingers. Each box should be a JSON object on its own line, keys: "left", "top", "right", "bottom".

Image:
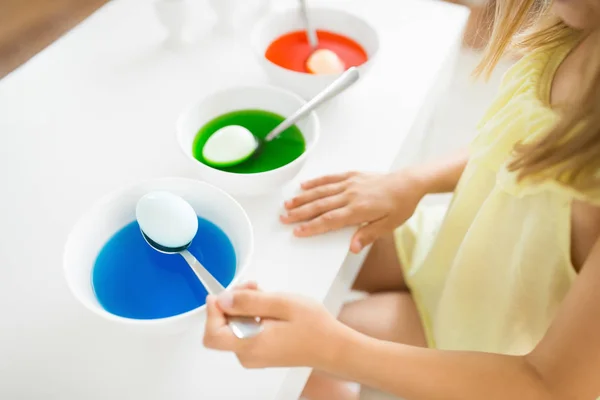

{"left": 300, "top": 172, "right": 356, "bottom": 191}
{"left": 282, "top": 194, "right": 347, "bottom": 224}
{"left": 217, "top": 290, "right": 295, "bottom": 320}
{"left": 350, "top": 218, "right": 390, "bottom": 253}
{"left": 284, "top": 182, "right": 346, "bottom": 211}
{"left": 203, "top": 295, "right": 237, "bottom": 351}
{"left": 205, "top": 295, "right": 227, "bottom": 329}
{"left": 293, "top": 207, "right": 358, "bottom": 237}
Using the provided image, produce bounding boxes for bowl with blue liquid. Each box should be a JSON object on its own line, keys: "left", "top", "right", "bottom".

{"left": 63, "top": 177, "right": 253, "bottom": 333}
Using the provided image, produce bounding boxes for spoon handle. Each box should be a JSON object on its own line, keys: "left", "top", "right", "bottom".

{"left": 180, "top": 249, "right": 225, "bottom": 294}
{"left": 299, "top": 0, "right": 318, "bottom": 49}
{"left": 180, "top": 250, "right": 263, "bottom": 339}
{"left": 265, "top": 67, "right": 360, "bottom": 142}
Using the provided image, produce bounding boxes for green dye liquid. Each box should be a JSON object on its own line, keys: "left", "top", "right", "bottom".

{"left": 192, "top": 109, "right": 306, "bottom": 174}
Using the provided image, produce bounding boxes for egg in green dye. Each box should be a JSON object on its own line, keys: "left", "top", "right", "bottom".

{"left": 192, "top": 110, "right": 306, "bottom": 174}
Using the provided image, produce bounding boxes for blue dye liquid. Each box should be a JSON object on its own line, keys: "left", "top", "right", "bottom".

{"left": 92, "top": 217, "right": 236, "bottom": 319}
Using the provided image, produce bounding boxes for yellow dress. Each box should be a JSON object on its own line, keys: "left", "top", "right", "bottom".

{"left": 395, "top": 40, "right": 600, "bottom": 354}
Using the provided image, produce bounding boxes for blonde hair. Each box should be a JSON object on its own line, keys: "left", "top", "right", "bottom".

{"left": 476, "top": 0, "right": 600, "bottom": 191}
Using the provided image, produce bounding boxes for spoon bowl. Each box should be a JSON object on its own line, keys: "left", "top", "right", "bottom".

{"left": 141, "top": 231, "right": 190, "bottom": 254}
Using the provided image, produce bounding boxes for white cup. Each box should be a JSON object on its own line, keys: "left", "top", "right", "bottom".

{"left": 176, "top": 85, "right": 320, "bottom": 197}
{"left": 251, "top": 6, "right": 380, "bottom": 99}
{"left": 208, "top": 0, "right": 239, "bottom": 33}
{"left": 63, "top": 177, "right": 254, "bottom": 334}
{"left": 154, "top": 0, "right": 189, "bottom": 47}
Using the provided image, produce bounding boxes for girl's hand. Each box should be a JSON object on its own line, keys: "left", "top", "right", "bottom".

{"left": 281, "top": 171, "right": 426, "bottom": 253}
{"left": 203, "top": 288, "right": 346, "bottom": 370}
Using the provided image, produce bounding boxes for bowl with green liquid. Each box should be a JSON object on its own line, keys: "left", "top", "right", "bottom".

{"left": 177, "top": 85, "right": 320, "bottom": 196}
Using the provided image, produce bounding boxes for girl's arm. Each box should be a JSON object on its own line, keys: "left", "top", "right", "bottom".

{"left": 280, "top": 148, "right": 469, "bottom": 251}
{"left": 405, "top": 147, "right": 469, "bottom": 194}
{"left": 328, "top": 236, "right": 600, "bottom": 400}
{"left": 204, "top": 234, "right": 600, "bottom": 400}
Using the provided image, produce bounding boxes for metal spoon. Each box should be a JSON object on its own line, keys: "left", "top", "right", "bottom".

{"left": 136, "top": 191, "right": 262, "bottom": 339}
{"left": 264, "top": 66, "right": 359, "bottom": 141}
{"left": 202, "top": 67, "right": 360, "bottom": 168}
{"left": 299, "top": 0, "right": 318, "bottom": 49}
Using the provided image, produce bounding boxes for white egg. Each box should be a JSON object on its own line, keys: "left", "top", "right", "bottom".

{"left": 135, "top": 191, "right": 198, "bottom": 249}
{"left": 202, "top": 125, "right": 258, "bottom": 166}
{"left": 306, "top": 49, "right": 346, "bottom": 75}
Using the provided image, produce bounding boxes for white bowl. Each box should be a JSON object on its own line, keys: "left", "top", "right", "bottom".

{"left": 251, "top": 7, "right": 380, "bottom": 99}
{"left": 63, "top": 177, "right": 253, "bottom": 333}
{"left": 177, "top": 85, "right": 320, "bottom": 197}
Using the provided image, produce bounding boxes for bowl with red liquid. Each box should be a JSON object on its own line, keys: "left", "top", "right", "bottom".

{"left": 251, "top": 6, "right": 379, "bottom": 99}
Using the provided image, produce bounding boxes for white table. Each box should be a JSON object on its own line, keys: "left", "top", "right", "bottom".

{"left": 0, "top": 1, "right": 467, "bottom": 398}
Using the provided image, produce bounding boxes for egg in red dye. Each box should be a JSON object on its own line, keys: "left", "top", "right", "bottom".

{"left": 265, "top": 30, "right": 368, "bottom": 74}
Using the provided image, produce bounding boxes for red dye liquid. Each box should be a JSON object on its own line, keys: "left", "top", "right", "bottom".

{"left": 265, "top": 30, "right": 368, "bottom": 73}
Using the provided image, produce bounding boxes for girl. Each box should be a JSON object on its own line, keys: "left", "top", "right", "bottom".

{"left": 203, "top": 0, "right": 600, "bottom": 399}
